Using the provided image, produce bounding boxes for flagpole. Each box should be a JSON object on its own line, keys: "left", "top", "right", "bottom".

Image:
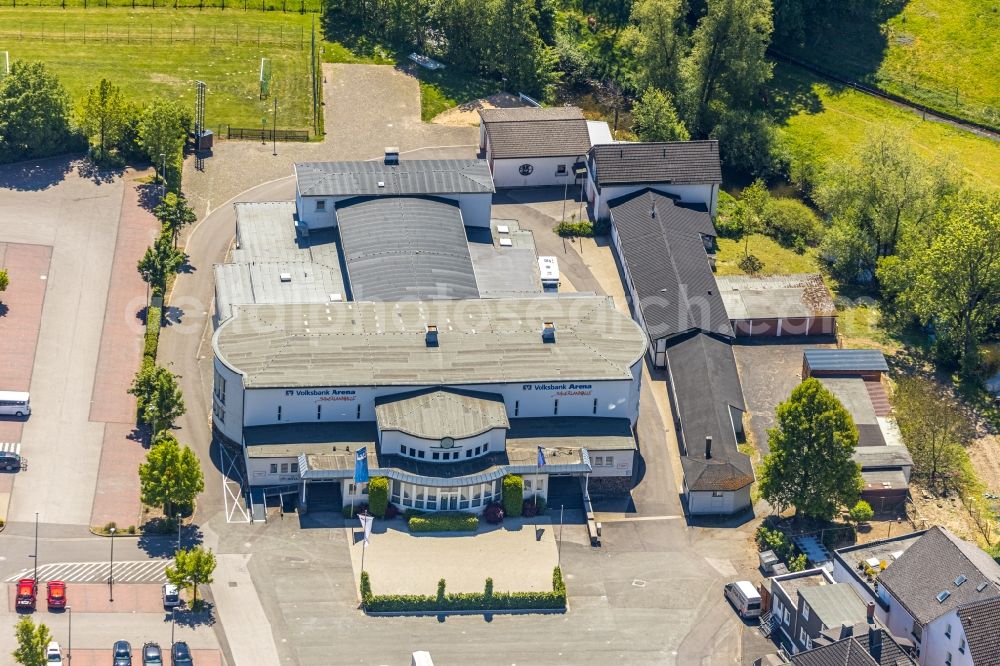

{"left": 558, "top": 504, "right": 564, "bottom": 568}
{"left": 360, "top": 511, "right": 367, "bottom": 574}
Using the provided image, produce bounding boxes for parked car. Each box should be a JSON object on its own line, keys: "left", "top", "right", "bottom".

{"left": 142, "top": 642, "right": 163, "bottom": 665}
{"left": 113, "top": 639, "right": 132, "bottom": 666}
{"left": 45, "top": 641, "right": 62, "bottom": 664}
{"left": 16, "top": 578, "right": 37, "bottom": 611}
{"left": 170, "top": 641, "right": 193, "bottom": 666}
{"left": 162, "top": 583, "right": 181, "bottom": 608}
{"left": 0, "top": 450, "right": 22, "bottom": 471}
{"left": 724, "top": 580, "right": 762, "bottom": 619}
{"left": 46, "top": 580, "right": 66, "bottom": 609}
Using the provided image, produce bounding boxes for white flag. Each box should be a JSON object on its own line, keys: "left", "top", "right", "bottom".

{"left": 358, "top": 513, "right": 374, "bottom": 546}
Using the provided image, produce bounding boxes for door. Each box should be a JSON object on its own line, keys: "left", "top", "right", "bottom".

{"left": 440, "top": 490, "right": 459, "bottom": 511}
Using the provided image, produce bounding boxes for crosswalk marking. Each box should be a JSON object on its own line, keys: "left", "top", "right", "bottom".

{"left": 5, "top": 560, "right": 168, "bottom": 584}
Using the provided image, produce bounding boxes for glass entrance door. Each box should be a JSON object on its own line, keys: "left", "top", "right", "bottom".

{"left": 440, "top": 489, "right": 459, "bottom": 511}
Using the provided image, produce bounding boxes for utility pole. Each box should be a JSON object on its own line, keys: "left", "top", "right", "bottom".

{"left": 108, "top": 527, "right": 116, "bottom": 602}
{"left": 33, "top": 512, "right": 38, "bottom": 582}
{"left": 159, "top": 153, "right": 166, "bottom": 198}
{"left": 67, "top": 606, "right": 72, "bottom": 665}
{"left": 272, "top": 96, "right": 278, "bottom": 156}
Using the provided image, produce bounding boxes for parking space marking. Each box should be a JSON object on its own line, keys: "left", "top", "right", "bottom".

{"left": 5, "top": 560, "right": 167, "bottom": 584}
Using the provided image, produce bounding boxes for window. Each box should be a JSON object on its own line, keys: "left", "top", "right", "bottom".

{"left": 409, "top": 448, "right": 416, "bottom": 457}
{"left": 357, "top": 404, "right": 361, "bottom": 419}
{"left": 415, "top": 486, "right": 425, "bottom": 510}
{"left": 213, "top": 403, "right": 225, "bottom": 423}
{"left": 391, "top": 480, "right": 401, "bottom": 503}
{"left": 315, "top": 199, "right": 326, "bottom": 211}
{"left": 593, "top": 398, "right": 598, "bottom": 414}
{"left": 959, "top": 638, "right": 966, "bottom": 654}
{"left": 911, "top": 623, "right": 922, "bottom": 642}
{"left": 525, "top": 479, "right": 533, "bottom": 491}
{"left": 417, "top": 450, "right": 425, "bottom": 459}
{"left": 269, "top": 464, "right": 278, "bottom": 474}
{"left": 426, "top": 488, "right": 437, "bottom": 510}
{"left": 514, "top": 400, "right": 519, "bottom": 416}
{"left": 280, "top": 463, "right": 288, "bottom": 474}
{"left": 799, "top": 627, "right": 809, "bottom": 646}
{"left": 945, "top": 623, "right": 951, "bottom": 639}
{"left": 459, "top": 486, "right": 470, "bottom": 510}
{"left": 556, "top": 164, "right": 567, "bottom": 175}
{"left": 537, "top": 479, "right": 544, "bottom": 491}
{"left": 945, "top": 652, "right": 952, "bottom": 666}
{"left": 475, "top": 446, "right": 481, "bottom": 455}
{"left": 483, "top": 442, "right": 489, "bottom": 452}
{"left": 400, "top": 445, "right": 406, "bottom": 455}
{"left": 783, "top": 608, "right": 790, "bottom": 625}
{"left": 465, "top": 449, "right": 472, "bottom": 458}
{"left": 594, "top": 456, "right": 603, "bottom": 467}
{"left": 277, "top": 405, "right": 282, "bottom": 421}
{"left": 317, "top": 404, "right": 322, "bottom": 420}
{"left": 802, "top": 603, "right": 810, "bottom": 621}
{"left": 554, "top": 399, "right": 559, "bottom": 415}
{"left": 291, "top": 462, "right": 299, "bottom": 473}
{"left": 402, "top": 484, "right": 412, "bottom": 507}
{"left": 472, "top": 485, "right": 483, "bottom": 507}
{"left": 432, "top": 452, "right": 440, "bottom": 460}
{"left": 711, "top": 491, "right": 724, "bottom": 498}
{"left": 213, "top": 371, "right": 226, "bottom": 405}
{"left": 348, "top": 483, "right": 356, "bottom": 495}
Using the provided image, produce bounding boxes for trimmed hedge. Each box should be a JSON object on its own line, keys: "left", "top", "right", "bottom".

{"left": 503, "top": 474, "right": 524, "bottom": 517}
{"left": 361, "top": 567, "right": 567, "bottom": 612}
{"left": 144, "top": 305, "right": 162, "bottom": 363}
{"left": 408, "top": 511, "right": 478, "bottom": 533}
{"left": 368, "top": 477, "right": 389, "bottom": 518}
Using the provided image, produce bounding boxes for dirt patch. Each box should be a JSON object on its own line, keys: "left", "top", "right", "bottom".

{"left": 430, "top": 91, "right": 527, "bottom": 126}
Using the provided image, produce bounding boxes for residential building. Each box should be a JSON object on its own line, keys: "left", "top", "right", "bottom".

{"left": 831, "top": 526, "right": 1000, "bottom": 665}
{"left": 756, "top": 622, "right": 917, "bottom": 666}
{"left": 586, "top": 140, "right": 723, "bottom": 219}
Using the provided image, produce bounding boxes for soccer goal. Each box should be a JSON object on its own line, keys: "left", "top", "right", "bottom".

{"left": 0, "top": 52, "right": 10, "bottom": 78}
{"left": 259, "top": 57, "right": 272, "bottom": 99}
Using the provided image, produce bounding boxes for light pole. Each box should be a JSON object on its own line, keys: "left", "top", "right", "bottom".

{"left": 33, "top": 512, "right": 38, "bottom": 581}
{"left": 159, "top": 153, "right": 166, "bottom": 198}
{"left": 170, "top": 608, "right": 176, "bottom": 648}
{"left": 66, "top": 606, "right": 72, "bottom": 665}
{"left": 261, "top": 116, "right": 267, "bottom": 145}
{"left": 176, "top": 512, "right": 182, "bottom": 553}
{"left": 108, "top": 527, "right": 116, "bottom": 602}
{"left": 272, "top": 96, "right": 278, "bottom": 156}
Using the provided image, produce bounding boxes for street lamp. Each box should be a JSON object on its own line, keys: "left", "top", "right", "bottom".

{"left": 176, "top": 512, "right": 182, "bottom": 553}
{"left": 170, "top": 607, "right": 176, "bottom": 648}
{"left": 66, "top": 606, "right": 72, "bottom": 665}
{"left": 272, "top": 96, "right": 278, "bottom": 157}
{"left": 159, "top": 153, "right": 167, "bottom": 198}
{"left": 32, "top": 512, "right": 38, "bottom": 582}
{"left": 108, "top": 527, "right": 116, "bottom": 602}
{"left": 261, "top": 116, "right": 267, "bottom": 145}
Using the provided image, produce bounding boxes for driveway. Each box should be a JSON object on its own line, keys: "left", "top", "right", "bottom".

{"left": 733, "top": 340, "right": 837, "bottom": 454}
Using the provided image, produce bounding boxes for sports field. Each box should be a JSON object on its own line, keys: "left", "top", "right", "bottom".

{"left": 0, "top": 8, "right": 317, "bottom": 131}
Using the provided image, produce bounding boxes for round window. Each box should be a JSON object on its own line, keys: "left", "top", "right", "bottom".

{"left": 440, "top": 437, "right": 455, "bottom": 448}
{"left": 518, "top": 164, "right": 534, "bottom": 176}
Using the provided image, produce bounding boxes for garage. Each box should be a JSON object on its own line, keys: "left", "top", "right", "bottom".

{"left": 716, "top": 274, "right": 837, "bottom": 339}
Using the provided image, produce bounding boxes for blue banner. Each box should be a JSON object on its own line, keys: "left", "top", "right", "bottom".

{"left": 354, "top": 447, "right": 370, "bottom": 483}
{"left": 537, "top": 446, "right": 546, "bottom": 467}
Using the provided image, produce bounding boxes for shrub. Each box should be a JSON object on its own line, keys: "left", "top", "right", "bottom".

{"left": 103, "top": 521, "right": 117, "bottom": 533}
{"left": 714, "top": 191, "right": 742, "bottom": 238}
{"left": 765, "top": 198, "right": 823, "bottom": 249}
{"left": 554, "top": 220, "right": 594, "bottom": 237}
{"left": 367, "top": 477, "right": 389, "bottom": 518}
{"left": 738, "top": 253, "right": 764, "bottom": 275}
{"left": 849, "top": 500, "right": 874, "bottom": 525}
{"left": 755, "top": 525, "right": 792, "bottom": 560}
{"left": 503, "top": 474, "right": 524, "bottom": 517}
{"left": 384, "top": 502, "right": 400, "bottom": 520}
{"left": 483, "top": 502, "right": 505, "bottom": 524}
{"left": 360, "top": 567, "right": 567, "bottom": 613}
{"left": 523, "top": 496, "right": 546, "bottom": 517}
{"left": 144, "top": 305, "right": 162, "bottom": 362}
{"left": 403, "top": 508, "right": 426, "bottom": 520}
{"left": 408, "top": 512, "right": 479, "bottom": 533}
{"left": 342, "top": 502, "right": 368, "bottom": 518}
{"left": 788, "top": 553, "right": 809, "bottom": 572}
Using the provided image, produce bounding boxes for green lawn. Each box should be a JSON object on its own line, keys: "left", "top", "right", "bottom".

{"left": 775, "top": 0, "right": 1000, "bottom": 127}
{"left": 715, "top": 234, "right": 820, "bottom": 277}
{"left": 0, "top": 8, "right": 316, "bottom": 130}
{"left": 773, "top": 64, "right": 1000, "bottom": 192}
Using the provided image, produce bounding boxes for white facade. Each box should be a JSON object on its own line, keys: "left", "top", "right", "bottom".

{"left": 294, "top": 191, "right": 493, "bottom": 230}
{"left": 588, "top": 176, "right": 720, "bottom": 220}
{"left": 489, "top": 156, "right": 584, "bottom": 189}
{"left": 923, "top": 611, "right": 973, "bottom": 666}
{"left": 684, "top": 484, "right": 751, "bottom": 515}
{"left": 589, "top": 449, "right": 634, "bottom": 477}
{"left": 382, "top": 428, "right": 506, "bottom": 463}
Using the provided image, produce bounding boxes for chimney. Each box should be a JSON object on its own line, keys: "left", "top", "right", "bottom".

{"left": 866, "top": 602, "right": 876, "bottom": 623}
{"left": 384, "top": 147, "right": 400, "bottom": 165}
{"left": 542, "top": 321, "right": 556, "bottom": 343}
{"left": 705, "top": 436, "right": 713, "bottom": 459}
{"left": 425, "top": 324, "right": 438, "bottom": 347}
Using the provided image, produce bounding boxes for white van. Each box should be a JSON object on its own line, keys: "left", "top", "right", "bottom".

{"left": 0, "top": 391, "right": 30, "bottom": 417}
{"left": 162, "top": 583, "right": 181, "bottom": 608}
{"left": 724, "top": 580, "right": 762, "bottom": 619}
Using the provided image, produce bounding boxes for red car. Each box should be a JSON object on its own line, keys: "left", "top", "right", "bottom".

{"left": 46, "top": 580, "right": 66, "bottom": 609}
{"left": 15, "top": 578, "right": 36, "bottom": 611}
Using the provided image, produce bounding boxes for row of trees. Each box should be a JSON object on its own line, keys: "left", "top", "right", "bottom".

{"left": 0, "top": 61, "right": 189, "bottom": 184}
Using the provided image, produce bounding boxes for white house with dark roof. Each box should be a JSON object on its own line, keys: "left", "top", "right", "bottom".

{"left": 478, "top": 106, "right": 591, "bottom": 188}
{"left": 587, "top": 140, "right": 723, "bottom": 219}
{"left": 831, "top": 526, "right": 1000, "bottom": 665}
{"left": 293, "top": 151, "right": 496, "bottom": 229}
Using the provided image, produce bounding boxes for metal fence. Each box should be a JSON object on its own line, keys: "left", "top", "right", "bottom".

{"left": 0, "top": 22, "right": 310, "bottom": 48}
{"left": 2, "top": 0, "right": 321, "bottom": 11}
{"left": 227, "top": 126, "right": 308, "bottom": 141}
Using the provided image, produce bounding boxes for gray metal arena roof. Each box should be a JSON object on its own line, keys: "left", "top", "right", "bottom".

{"left": 213, "top": 296, "right": 647, "bottom": 388}
{"left": 294, "top": 159, "right": 495, "bottom": 197}
{"left": 375, "top": 388, "right": 510, "bottom": 439}
{"left": 335, "top": 196, "right": 480, "bottom": 301}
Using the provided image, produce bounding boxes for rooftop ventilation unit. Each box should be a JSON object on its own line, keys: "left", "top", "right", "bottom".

{"left": 499, "top": 238, "right": 513, "bottom": 247}
{"left": 384, "top": 147, "right": 400, "bottom": 165}
{"left": 542, "top": 321, "right": 556, "bottom": 343}
{"left": 377, "top": 181, "right": 386, "bottom": 188}
{"left": 425, "top": 324, "right": 439, "bottom": 347}
{"left": 976, "top": 582, "right": 988, "bottom": 592}
{"left": 329, "top": 293, "right": 342, "bottom": 302}
{"left": 279, "top": 272, "right": 292, "bottom": 282}
{"left": 936, "top": 590, "right": 951, "bottom": 603}
{"left": 497, "top": 224, "right": 510, "bottom": 234}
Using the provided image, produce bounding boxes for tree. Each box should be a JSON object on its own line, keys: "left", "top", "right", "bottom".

{"left": 78, "top": 78, "right": 128, "bottom": 162}
{"left": 759, "top": 378, "right": 863, "bottom": 520}
{"left": 680, "top": 0, "right": 774, "bottom": 137}
{"left": 0, "top": 60, "right": 72, "bottom": 164}
{"left": 12, "top": 616, "right": 51, "bottom": 666}
{"left": 139, "top": 433, "right": 204, "bottom": 517}
{"left": 627, "top": 0, "right": 687, "bottom": 93}
{"left": 137, "top": 230, "right": 185, "bottom": 297}
{"left": 631, "top": 88, "right": 690, "bottom": 142}
{"left": 848, "top": 500, "right": 874, "bottom": 525}
{"left": 165, "top": 546, "right": 216, "bottom": 609}
{"left": 817, "top": 130, "right": 959, "bottom": 283}
{"left": 492, "top": 0, "right": 560, "bottom": 99}
{"left": 0, "top": 268, "right": 8, "bottom": 302}
{"left": 892, "top": 377, "right": 974, "bottom": 491}
{"left": 877, "top": 191, "right": 1000, "bottom": 373}
{"left": 154, "top": 192, "right": 197, "bottom": 247}
{"left": 137, "top": 99, "right": 186, "bottom": 187}
{"left": 731, "top": 179, "right": 770, "bottom": 257}
{"left": 129, "top": 362, "right": 186, "bottom": 435}
{"left": 367, "top": 476, "right": 389, "bottom": 518}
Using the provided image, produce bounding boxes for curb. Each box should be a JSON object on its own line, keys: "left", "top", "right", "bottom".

{"left": 362, "top": 606, "right": 567, "bottom": 617}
